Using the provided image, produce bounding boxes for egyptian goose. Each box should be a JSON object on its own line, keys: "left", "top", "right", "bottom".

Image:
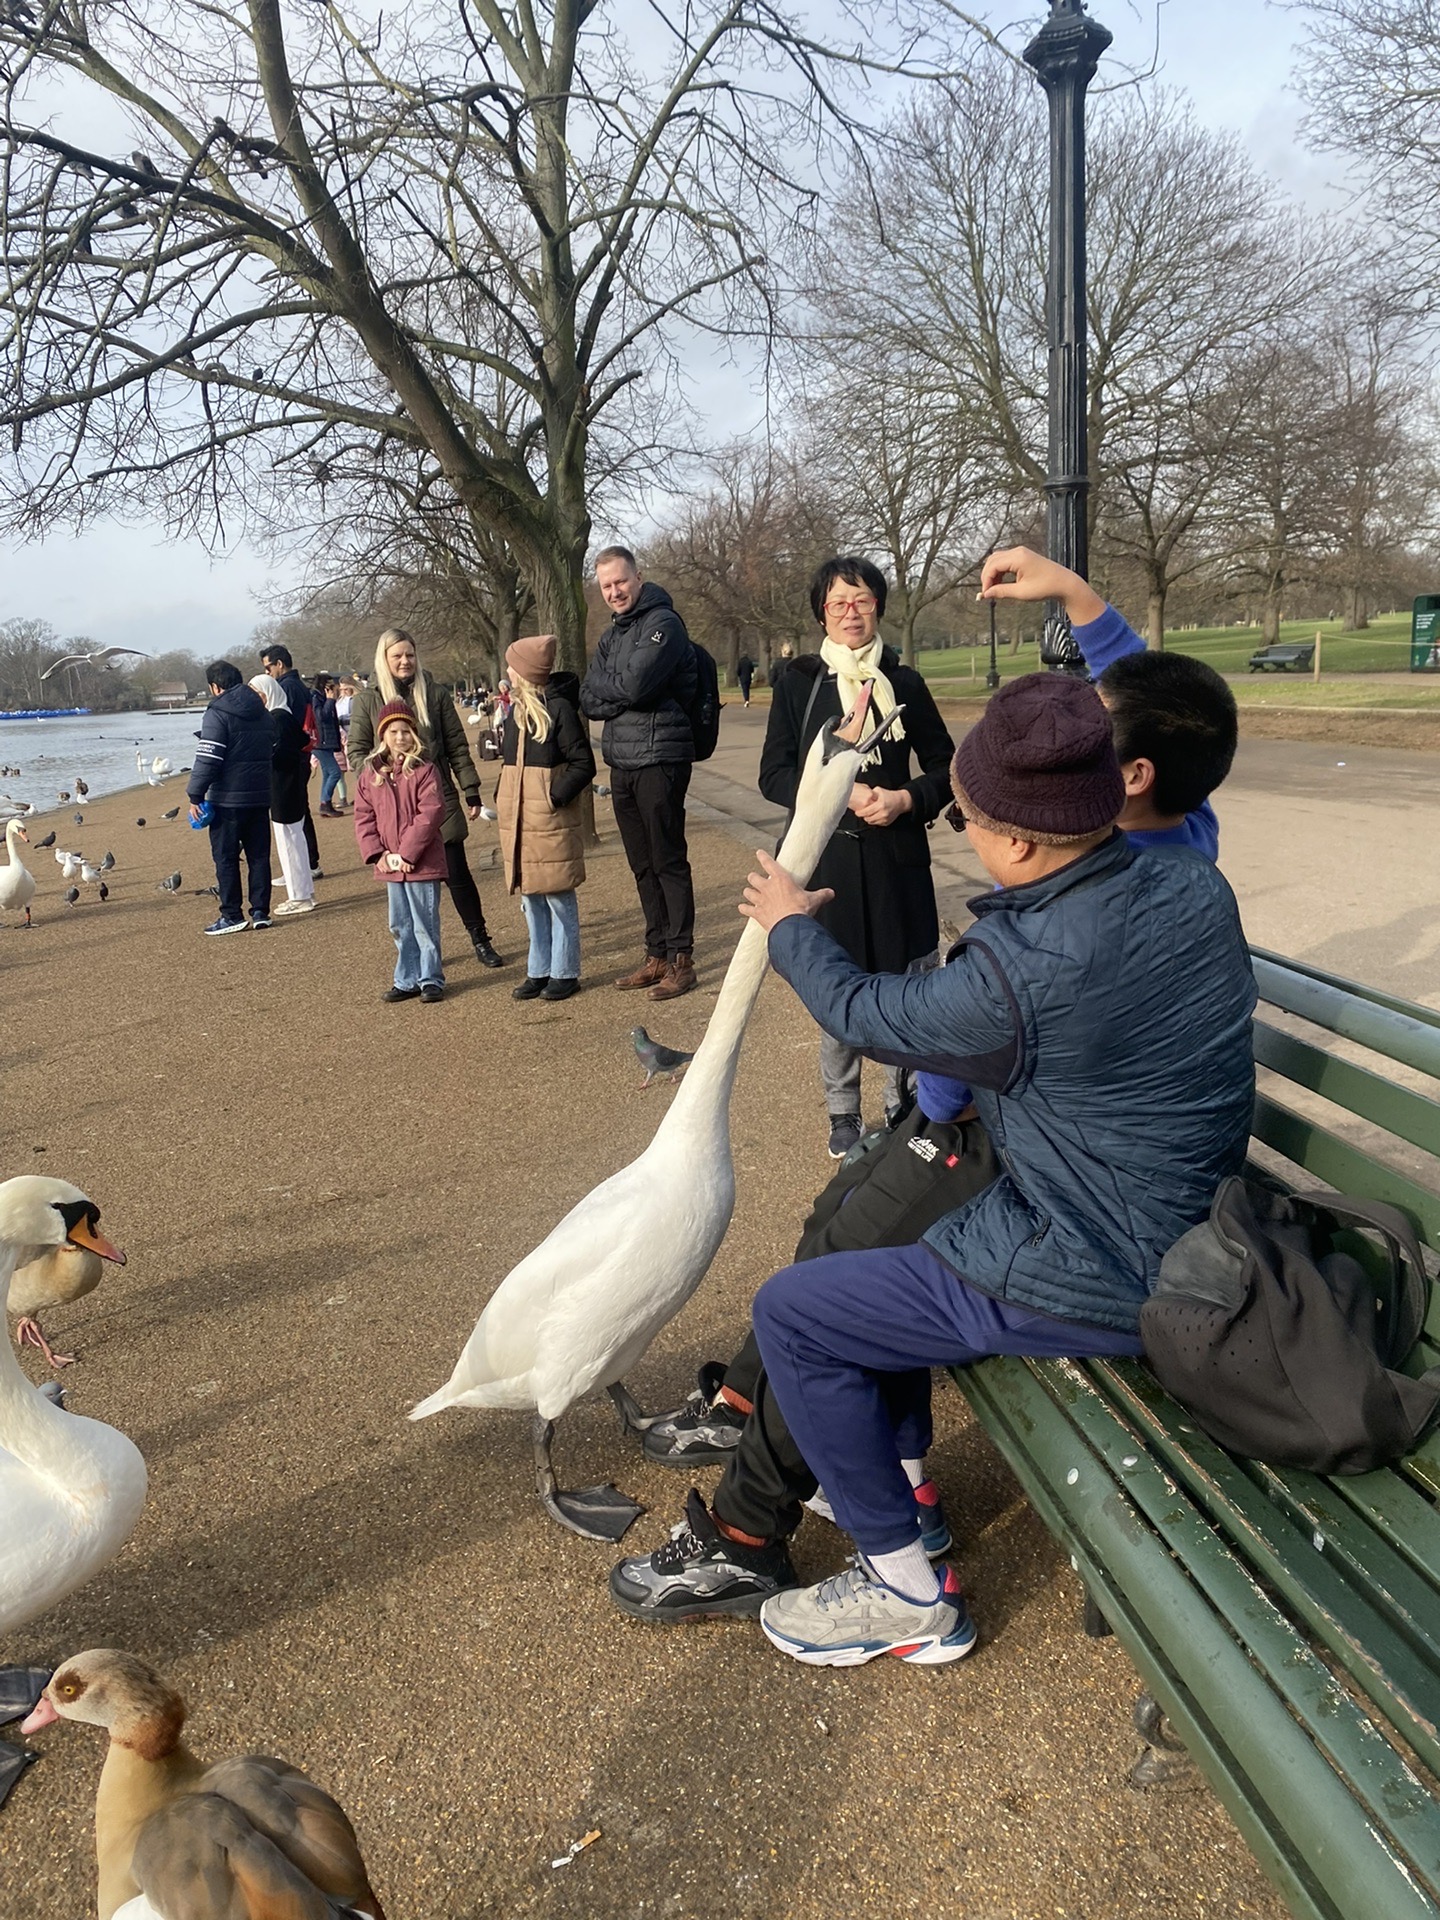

{"left": 22, "top": 1650, "right": 387, "bottom": 1920}
{"left": 411, "top": 693, "right": 901, "bottom": 1538}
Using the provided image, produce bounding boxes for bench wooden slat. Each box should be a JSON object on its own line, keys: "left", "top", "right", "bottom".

{"left": 1254, "top": 1020, "right": 1440, "bottom": 1159}
{"left": 1251, "top": 949, "right": 1440, "bottom": 1036}
{"left": 1253, "top": 1094, "right": 1440, "bottom": 1248}
{"left": 1253, "top": 958, "right": 1440, "bottom": 1083}
{"left": 1093, "top": 1361, "right": 1440, "bottom": 1778}
{"left": 960, "top": 1356, "right": 1440, "bottom": 1920}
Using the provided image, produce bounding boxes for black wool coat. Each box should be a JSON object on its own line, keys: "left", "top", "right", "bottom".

{"left": 758, "top": 649, "right": 955, "bottom": 972}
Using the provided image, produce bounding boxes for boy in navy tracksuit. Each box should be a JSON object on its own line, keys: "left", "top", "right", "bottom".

{"left": 610, "top": 545, "right": 1251, "bottom": 1666}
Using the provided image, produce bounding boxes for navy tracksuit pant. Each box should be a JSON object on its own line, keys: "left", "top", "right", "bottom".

{"left": 752, "top": 1243, "right": 1143, "bottom": 1556}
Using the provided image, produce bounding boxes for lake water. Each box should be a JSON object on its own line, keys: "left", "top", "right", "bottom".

{"left": 0, "top": 710, "right": 208, "bottom": 813}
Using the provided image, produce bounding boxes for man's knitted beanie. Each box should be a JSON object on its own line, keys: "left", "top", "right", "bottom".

{"left": 955, "top": 672, "right": 1123, "bottom": 838}
{"left": 375, "top": 698, "right": 419, "bottom": 742}
{"left": 506, "top": 634, "right": 557, "bottom": 685}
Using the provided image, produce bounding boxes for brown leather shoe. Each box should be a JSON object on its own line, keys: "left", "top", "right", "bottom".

{"left": 616, "top": 955, "right": 668, "bottom": 992}
{"left": 647, "top": 954, "right": 697, "bottom": 1001}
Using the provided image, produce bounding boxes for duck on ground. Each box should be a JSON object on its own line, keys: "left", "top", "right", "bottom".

{"left": 0, "top": 820, "right": 36, "bottom": 928}
{"left": 411, "top": 690, "right": 900, "bottom": 1539}
{"left": 21, "top": 1650, "right": 388, "bottom": 1920}
{"left": 0, "top": 1179, "right": 144, "bottom": 1799}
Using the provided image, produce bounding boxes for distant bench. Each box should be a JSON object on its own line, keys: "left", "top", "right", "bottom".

{"left": 1249, "top": 643, "right": 1316, "bottom": 672}
{"left": 953, "top": 949, "right": 1440, "bottom": 1920}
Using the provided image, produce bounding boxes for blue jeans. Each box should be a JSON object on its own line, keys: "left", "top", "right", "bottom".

{"left": 387, "top": 880, "right": 443, "bottom": 989}
{"left": 521, "top": 890, "right": 580, "bottom": 979}
{"left": 753, "top": 1242, "right": 1144, "bottom": 1555}
{"left": 316, "top": 749, "right": 345, "bottom": 807}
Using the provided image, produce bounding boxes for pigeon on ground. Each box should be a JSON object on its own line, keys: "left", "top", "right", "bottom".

{"left": 97, "top": 882, "right": 109, "bottom": 903}
{"left": 158, "top": 871, "right": 182, "bottom": 893}
{"left": 479, "top": 803, "right": 498, "bottom": 822}
{"left": 136, "top": 817, "right": 146, "bottom": 827}
{"left": 595, "top": 782, "right": 612, "bottom": 798}
{"left": 63, "top": 887, "right": 79, "bottom": 906}
{"left": 161, "top": 806, "right": 180, "bottom": 821}
{"left": 631, "top": 1025, "right": 695, "bottom": 1089}
{"left": 72, "top": 811, "right": 83, "bottom": 826}
{"left": 36, "top": 831, "right": 55, "bottom": 849}
{"left": 99, "top": 851, "right": 114, "bottom": 871}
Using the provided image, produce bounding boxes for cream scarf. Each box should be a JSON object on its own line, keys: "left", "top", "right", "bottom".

{"left": 819, "top": 635, "right": 905, "bottom": 768}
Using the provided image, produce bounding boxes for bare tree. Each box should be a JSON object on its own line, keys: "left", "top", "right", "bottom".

{"left": 0, "top": 0, "right": 977, "bottom": 671}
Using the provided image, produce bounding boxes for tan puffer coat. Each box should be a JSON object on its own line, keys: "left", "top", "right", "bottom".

{"left": 495, "top": 673, "right": 596, "bottom": 895}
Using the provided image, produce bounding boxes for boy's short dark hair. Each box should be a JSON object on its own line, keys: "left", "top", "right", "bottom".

{"left": 1097, "top": 651, "right": 1238, "bottom": 817}
{"left": 808, "top": 555, "right": 889, "bottom": 626}
{"left": 262, "top": 642, "right": 293, "bottom": 669}
{"left": 594, "top": 544, "right": 638, "bottom": 573}
{"left": 206, "top": 660, "right": 242, "bottom": 692}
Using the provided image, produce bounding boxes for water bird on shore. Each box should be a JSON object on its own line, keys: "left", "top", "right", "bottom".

{"left": 80, "top": 860, "right": 102, "bottom": 885}
{"left": 160, "top": 806, "right": 179, "bottom": 821}
{"left": 57, "top": 791, "right": 70, "bottom": 803}
{"left": 59, "top": 850, "right": 79, "bottom": 879}
{"left": 411, "top": 691, "right": 900, "bottom": 1540}
{"left": 135, "top": 753, "right": 173, "bottom": 787}
{"left": 64, "top": 887, "right": 80, "bottom": 906}
{"left": 157, "top": 871, "right": 181, "bottom": 894}
{"left": 40, "top": 644, "right": 149, "bottom": 680}
{"left": 0, "top": 794, "right": 34, "bottom": 818}
{"left": 100, "top": 850, "right": 115, "bottom": 871}
{"left": 73, "top": 810, "right": 84, "bottom": 826}
{"left": 74, "top": 778, "right": 88, "bottom": 797}
{"left": 35, "top": 831, "right": 55, "bottom": 849}
{"left": 632, "top": 1027, "right": 694, "bottom": 1088}
{"left": 20, "top": 1650, "right": 387, "bottom": 1920}
{"left": 0, "top": 821, "right": 36, "bottom": 928}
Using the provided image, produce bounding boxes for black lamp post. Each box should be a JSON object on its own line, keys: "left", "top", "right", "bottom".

{"left": 1025, "top": 0, "right": 1112, "bottom": 671}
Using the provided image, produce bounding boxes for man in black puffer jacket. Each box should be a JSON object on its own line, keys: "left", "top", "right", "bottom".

{"left": 581, "top": 544, "right": 699, "bottom": 1001}
{"left": 187, "top": 660, "right": 273, "bottom": 935}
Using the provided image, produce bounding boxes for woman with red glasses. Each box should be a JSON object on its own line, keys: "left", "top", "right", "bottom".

{"left": 758, "top": 555, "right": 956, "bottom": 1160}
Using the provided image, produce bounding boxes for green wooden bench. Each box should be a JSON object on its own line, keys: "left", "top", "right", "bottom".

{"left": 953, "top": 947, "right": 1440, "bottom": 1920}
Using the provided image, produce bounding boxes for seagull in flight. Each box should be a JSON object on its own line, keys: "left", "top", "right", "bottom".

{"left": 40, "top": 646, "right": 150, "bottom": 680}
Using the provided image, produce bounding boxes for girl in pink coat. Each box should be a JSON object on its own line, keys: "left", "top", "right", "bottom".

{"left": 354, "top": 700, "right": 448, "bottom": 1003}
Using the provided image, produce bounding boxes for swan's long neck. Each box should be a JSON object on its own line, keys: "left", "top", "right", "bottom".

{"left": 0, "top": 1243, "right": 104, "bottom": 1485}
{"left": 659, "top": 735, "right": 862, "bottom": 1131}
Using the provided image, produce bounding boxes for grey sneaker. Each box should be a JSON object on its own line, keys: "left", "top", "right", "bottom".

{"left": 759, "top": 1560, "right": 977, "bottom": 1667}
{"left": 610, "top": 1489, "right": 799, "bottom": 1622}
{"left": 642, "top": 1362, "right": 746, "bottom": 1466}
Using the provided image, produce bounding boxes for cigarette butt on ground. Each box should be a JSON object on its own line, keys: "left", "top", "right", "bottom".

{"left": 550, "top": 1829, "right": 602, "bottom": 1868}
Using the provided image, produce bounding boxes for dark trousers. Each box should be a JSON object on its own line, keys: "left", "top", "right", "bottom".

{"left": 299, "top": 755, "right": 319, "bottom": 868}
{"left": 610, "top": 761, "right": 694, "bottom": 959}
{"left": 208, "top": 805, "right": 271, "bottom": 923}
{"left": 444, "top": 838, "right": 490, "bottom": 944}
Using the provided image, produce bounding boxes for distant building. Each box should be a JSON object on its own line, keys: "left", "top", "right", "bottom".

{"left": 152, "top": 680, "right": 190, "bottom": 709}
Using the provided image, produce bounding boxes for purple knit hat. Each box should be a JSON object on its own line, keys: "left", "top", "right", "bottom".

{"left": 955, "top": 673, "right": 1123, "bottom": 838}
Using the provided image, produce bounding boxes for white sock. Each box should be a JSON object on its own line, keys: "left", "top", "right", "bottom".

{"left": 864, "top": 1541, "right": 941, "bottom": 1605}
{"left": 901, "top": 1457, "right": 928, "bottom": 1490}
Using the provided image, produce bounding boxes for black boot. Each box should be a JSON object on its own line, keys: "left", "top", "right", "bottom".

{"left": 513, "top": 975, "right": 549, "bottom": 1001}
{"left": 473, "top": 937, "right": 504, "bottom": 969}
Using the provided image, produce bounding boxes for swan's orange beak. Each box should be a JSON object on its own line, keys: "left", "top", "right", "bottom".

{"left": 20, "top": 1693, "right": 58, "bottom": 1735}
{"left": 68, "top": 1217, "right": 125, "bottom": 1265}
{"left": 14, "top": 826, "right": 28, "bottom": 843}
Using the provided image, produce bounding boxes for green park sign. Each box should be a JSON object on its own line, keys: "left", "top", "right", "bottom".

{"left": 1413, "top": 596, "right": 1440, "bottom": 672}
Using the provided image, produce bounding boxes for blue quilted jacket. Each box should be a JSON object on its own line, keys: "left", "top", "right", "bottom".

{"left": 768, "top": 832, "right": 1257, "bottom": 1333}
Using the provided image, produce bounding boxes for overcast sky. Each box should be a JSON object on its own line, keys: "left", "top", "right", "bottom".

{"left": 0, "top": 0, "right": 1328, "bottom": 656}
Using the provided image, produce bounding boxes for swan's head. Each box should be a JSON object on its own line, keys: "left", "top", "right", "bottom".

{"left": 4, "top": 819, "right": 27, "bottom": 846}
{"left": 0, "top": 1176, "right": 126, "bottom": 1271}
{"left": 22, "top": 1650, "right": 187, "bottom": 1758}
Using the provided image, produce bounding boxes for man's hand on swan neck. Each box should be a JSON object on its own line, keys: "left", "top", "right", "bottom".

{"left": 739, "top": 850, "right": 834, "bottom": 935}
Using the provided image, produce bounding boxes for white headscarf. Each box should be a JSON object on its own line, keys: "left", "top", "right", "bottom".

{"left": 818, "top": 635, "right": 905, "bottom": 768}
{"left": 248, "top": 673, "right": 289, "bottom": 714}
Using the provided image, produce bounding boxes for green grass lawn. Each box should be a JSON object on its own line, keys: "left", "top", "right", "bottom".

{"left": 912, "top": 608, "right": 1440, "bottom": 706}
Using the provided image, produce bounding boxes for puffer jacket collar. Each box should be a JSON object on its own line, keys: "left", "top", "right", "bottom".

{"left": 609, "top": 581, "right": 675, "bottom": 631}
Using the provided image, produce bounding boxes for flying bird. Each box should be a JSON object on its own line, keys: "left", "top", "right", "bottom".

{"left": 40, "top": 646, "right": 150, "bottom": 681}
{"left": 632, "top": 1027, "right": 695, "bottom": 1089}
{"left": 158, "top": 871, "right": 181, "bottom": 894}
{"left": 99, "top": 851, "right": 114, "bottom": 872}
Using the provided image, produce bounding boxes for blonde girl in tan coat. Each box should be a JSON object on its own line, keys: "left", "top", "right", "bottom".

{"left": 496, "top": 634, "right": 597, "bottom": 1003}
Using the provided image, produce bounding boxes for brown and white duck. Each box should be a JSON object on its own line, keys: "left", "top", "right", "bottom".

{"left": 22, "top": 1649, "right": 388, "bottom": 1919}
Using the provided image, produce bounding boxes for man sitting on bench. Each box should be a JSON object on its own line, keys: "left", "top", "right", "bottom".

{"left": 615, "top": 666, "right": 1257, "bottom": 1667}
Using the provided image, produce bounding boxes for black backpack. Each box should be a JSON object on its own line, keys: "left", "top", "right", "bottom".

{"left": 793, "top": 1102, "right": 999, "bottom": 1262}
{"left": 685, "top": 641, "right": 721, "bottom": 760}
{"left": 1140, "top": 1175, "right": 1440, "bottom": 1475}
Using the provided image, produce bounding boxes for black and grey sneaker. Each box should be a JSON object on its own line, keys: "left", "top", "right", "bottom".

{"left": 642, "top": 1361, "right": 746, "bottom": 1466}
{"left": 609, "top": 1489, "right": 799, "bottom": 1622}
{"left": 827, "top": 1113, "right": 863, "bottom": 1160}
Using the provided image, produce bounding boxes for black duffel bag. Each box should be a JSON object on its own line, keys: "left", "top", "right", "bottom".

{"left": 1141, "top": 1174, "right": 1440, "bottom": 1475}
{"left": 793, "top": 1099, "right": 998, "bottom": 1262}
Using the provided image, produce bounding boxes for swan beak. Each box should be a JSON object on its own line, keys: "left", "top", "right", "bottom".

{"left": 19, "top": 1693, "right": 58, "bottom": 1736}
{"left": 821, "top": 700, "right": 906, "bottom": 763}
{"left": 15, "top": 826, "right": 27, "bottom": 843}
{"left": 68, "top": 1218, "right": 126, "bottom": 1265}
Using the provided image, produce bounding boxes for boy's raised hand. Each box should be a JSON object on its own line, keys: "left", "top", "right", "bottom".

{"left": 980, "top": 546, "right": 1106, "bottom": 626}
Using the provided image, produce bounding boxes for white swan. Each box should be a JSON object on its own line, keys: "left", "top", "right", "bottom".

{"left": 411, "top": 693, "right": 901, "bottom": 1538}
{"left": 0, "top": 820, "right": 36, "bottom": 927}
{"left": 0, "top": 1177, "right": 145, "bottom": 1633}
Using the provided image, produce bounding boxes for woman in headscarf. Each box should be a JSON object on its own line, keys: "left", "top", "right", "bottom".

{"left": 346, "top": 627, "right": 503, "bottom": 968}
{"left": 758, "top": 556, "right": 955, "bottom": 1159}
{"left": 249, "top": 672, "right": 316, "bottom": 915}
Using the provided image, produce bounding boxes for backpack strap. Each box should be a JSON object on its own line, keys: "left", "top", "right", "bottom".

{"left": 1293, "top": 1190, "right": 1432, "bottom": 1362}
{"left": 797, "top": 663, "right": 829, "bottom": 751}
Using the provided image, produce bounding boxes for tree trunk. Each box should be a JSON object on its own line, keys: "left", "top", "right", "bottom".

{"left": 1146, "top": 588, "right": 1166, "bottom": 652}
{"left": 1344, "top": 584, "right": 1369, "bottom": 632}
{"left": 898, "top": 612, "right": 917, "bottom": 669}
{"left": 1261, "top": 594, "right": 1282, "bottom": 645}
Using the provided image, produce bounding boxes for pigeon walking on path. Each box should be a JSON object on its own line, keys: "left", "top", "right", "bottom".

{"left": 631, "top": 1026, "right": 695, "bottom": 1089}
{"left": 157, "top": 871, "right": 182, "bottom": 894}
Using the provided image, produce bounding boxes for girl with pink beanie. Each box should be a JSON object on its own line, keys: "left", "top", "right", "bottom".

{"left": 354, "top": 700, "right": 448, "bottom": 1002}
{"left": 495, "top": 635, "right": 596, "bottom": 1001}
